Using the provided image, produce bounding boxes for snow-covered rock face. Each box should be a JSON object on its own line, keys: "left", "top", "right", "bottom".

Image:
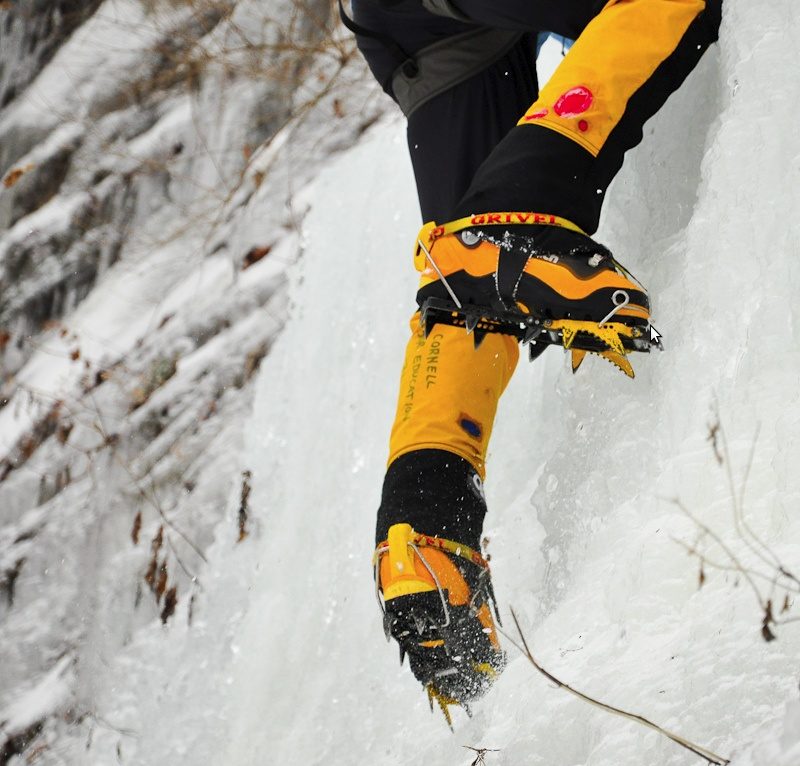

{"left": 0, "top": 2, "right": 104, "bottom": 119}
{"left": 0, "top": 1, "right": 386, "bottom": 762}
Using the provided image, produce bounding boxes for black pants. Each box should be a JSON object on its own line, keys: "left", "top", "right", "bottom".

{"left": 351, "top": 0, "right": 722, "bottom": 233}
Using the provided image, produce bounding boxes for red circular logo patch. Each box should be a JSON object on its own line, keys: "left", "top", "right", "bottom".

{"left": 554, "top": 86, "right": 594, "bottom": 118}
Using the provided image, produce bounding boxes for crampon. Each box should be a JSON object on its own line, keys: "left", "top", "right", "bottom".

{"left": 419, "top": 295, "right": 662, "bottom": 379}
{"left": 374, "top": 524, "right": 505, "bottom": 727}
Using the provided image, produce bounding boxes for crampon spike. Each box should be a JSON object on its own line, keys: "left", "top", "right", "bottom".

{"left": 465, "top": 314, "right": 480, "bottom": 334}
{"left": 399, "top": 645, "right": 406, "bottom": 666}
{"left": 522, "top": 324, "right": 542, "bottom": 345}
{"left": 571, "top": 349, "right": 587, "bottom": 374}
{"left": 600, "top": 350, "right": 635, "bottom": 378}
{"left": 472, "top": 329, "right": 487, "bottom": 349}
{"left": 426, "top": 685, "right": 456, "bottom": 730}
{"left": 528, "top": 341, "right": 547, "bottom": 363}
{"left": 424, "top": 314, "right": 437, "bottom": 339}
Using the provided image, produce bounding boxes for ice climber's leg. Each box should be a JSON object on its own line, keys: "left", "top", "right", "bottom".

{"left": 350, "top": 0, "right": 537, "bottom": 716}
{"left": 350, "top": 0, "right": 538, "bottom": 544}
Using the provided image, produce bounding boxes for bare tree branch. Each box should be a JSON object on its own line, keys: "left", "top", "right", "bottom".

{"left": 500, "top": 609, "right": 731, "bottom": 766}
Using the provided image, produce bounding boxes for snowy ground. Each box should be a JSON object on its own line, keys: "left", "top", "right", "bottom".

{"left": 3, "top": 1, "right": 800, "bottom": 765}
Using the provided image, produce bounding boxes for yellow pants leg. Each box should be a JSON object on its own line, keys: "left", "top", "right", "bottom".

{"left": 519, "top": 0, "right": 709, "bottom": 157}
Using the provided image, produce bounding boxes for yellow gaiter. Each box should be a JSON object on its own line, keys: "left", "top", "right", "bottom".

{"left": 387, "top": 314, "right": 519, "bottom": 479}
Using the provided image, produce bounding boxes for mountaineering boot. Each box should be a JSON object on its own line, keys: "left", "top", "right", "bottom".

{"left": 374, "top": 523, "right": 504, "bottom": 725}
{"left": 414, "top": 216, "right": 657, "bottom": 377}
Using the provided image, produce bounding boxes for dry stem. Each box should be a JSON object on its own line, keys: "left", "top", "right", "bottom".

{"left": 500, "top": 609, "right": 731, "bottom": 765}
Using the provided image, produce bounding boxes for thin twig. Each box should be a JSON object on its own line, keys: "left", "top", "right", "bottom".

{"left": 671, "top": 497, "right": 765, "bottom": 609}
{"left": 463, "top": 746, "right": 500, "bottom": 766}
{"left": 674, "top": 414, "right": 800, "bottom": 639}
{"left": 719, "top": 423, "right": 780, "bottom": 572}
{"left": 500, "top": 609, "right": 731, "bottom": 766}
{"left": 671, "top": 536, "right": 800, "bottom": 591}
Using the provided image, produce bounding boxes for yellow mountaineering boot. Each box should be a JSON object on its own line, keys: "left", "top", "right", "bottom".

{"left": 374, "top": 523, "right": 504, "bottom": 725}
{"left": 414, "top": 214, "right": 659, "bottom": 377}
